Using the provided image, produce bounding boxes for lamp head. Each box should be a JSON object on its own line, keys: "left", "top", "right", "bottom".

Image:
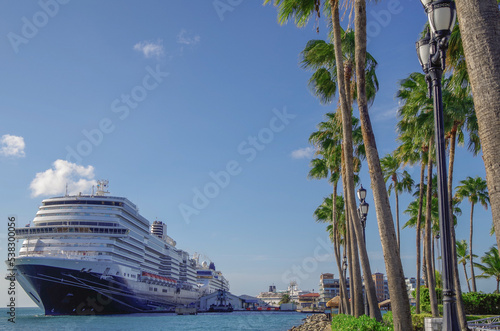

{"left": 426, "top": 0, "right": 456, "bottom": 38}
{"left": 357, "top": 185, "right": 367, "bottom": 201}
{"left": 420, "top": 0, "right": 433, "bottom": 8}
{"left": 416, "top": 31, "right": 431, "bottom": 73}
{"left": 360, "top": 201, "right": 369, "bottom": 216}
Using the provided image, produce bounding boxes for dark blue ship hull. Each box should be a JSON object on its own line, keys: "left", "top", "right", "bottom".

{"left": 16, "top": 264, "right": 176, "bottom": 315}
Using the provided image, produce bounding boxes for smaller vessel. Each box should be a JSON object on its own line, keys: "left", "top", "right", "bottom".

{"left": 208, "top": 289, "right": 234, "bottom": 313}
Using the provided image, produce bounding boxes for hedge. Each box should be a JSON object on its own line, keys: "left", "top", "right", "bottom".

{"left": 462, "top": 292, "right": 500, "bottom": 315}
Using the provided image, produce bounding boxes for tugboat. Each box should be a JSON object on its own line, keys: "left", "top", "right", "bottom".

{"left": 208, "top": 289, "right": 234, "bottom": 312}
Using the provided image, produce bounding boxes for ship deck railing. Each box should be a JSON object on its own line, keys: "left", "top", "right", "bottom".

{"left": 18, "top": 250, "right": 112, "bottom": 261}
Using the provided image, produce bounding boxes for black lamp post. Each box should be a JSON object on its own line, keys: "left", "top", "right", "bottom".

{"left": 342, "top": 256, "right": 348, "bottom": 314}
{"left": 416, "top": 1, "right": 458, "bottom": 330}
{"left": 357, "top": 185, "right": 369, "bottom": 316}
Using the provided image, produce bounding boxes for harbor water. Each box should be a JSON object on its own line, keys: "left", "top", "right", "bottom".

{"left": 0, "top": 307, "right": 308, "bottom": 331}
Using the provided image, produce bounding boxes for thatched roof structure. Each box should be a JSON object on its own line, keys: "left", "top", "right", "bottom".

{"left": 326, "top": 296, "right": 340, "bottom": 308}
{"left": 378, "top": 299, "right": 391, "bottom": 308}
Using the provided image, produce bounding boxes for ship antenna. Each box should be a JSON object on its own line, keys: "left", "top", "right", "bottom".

{"left": 96, "top": 180, "right": 110, "bottom": 196}
{"left": 65, "top": 183, "right": 68, "bottom": 196}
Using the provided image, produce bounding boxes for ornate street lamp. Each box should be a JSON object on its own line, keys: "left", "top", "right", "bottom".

{"left": 357, "top": 185, "right": 367, "bottom": 202}
{"left": 416, "top": 1, "right": 458, "bottom": 330}
{"left": 357, "top": 186, "right": 369, "bottom": 316}
{"left": 342, "top": 256, "right": 348, "bottom": 314}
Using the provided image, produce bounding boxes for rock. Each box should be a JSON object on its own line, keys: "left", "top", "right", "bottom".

{"left": 288, "top": 314, "right": 331, "bottom": 331}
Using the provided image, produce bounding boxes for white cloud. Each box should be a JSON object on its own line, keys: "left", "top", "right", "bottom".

{"left": 133, "top": 40, "right": 164, "bottom": 59}
{"left": 0, "top": 134, "right": 25, "bottom": 157}
{"left": 291, "top": 147, "right": 315, "bottom": 159}
{"left": 30, "top": 159, "right": 97, "bottom": 197}
{"left": 375, "top": 107, "right": 398, "bottom": 121}
{"left": 177, "top": 29, "right": 200, "bottom": 45}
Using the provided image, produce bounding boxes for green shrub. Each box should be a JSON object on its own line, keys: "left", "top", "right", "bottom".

{"left": 331, "top": 314, "right": 393, "bottom": 331}
{"left": 411, "top": 313, "right": 433, "bottom": 331}
{"left": 416, "top": 287, "right": 442, "bottom": 314}
{"left": 462, "top": 292, "right": 500, "bottom": 315}
{"left": 382, "top": 311, "right": 393, "bottom": 327}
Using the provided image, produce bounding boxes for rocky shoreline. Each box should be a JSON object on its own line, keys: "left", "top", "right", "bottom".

{"left": 288, "top": 313, "right": 331, "bottom": 331}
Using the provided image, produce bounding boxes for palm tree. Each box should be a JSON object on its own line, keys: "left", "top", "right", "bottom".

{"left": 300, "top": 10, "right": 379, "bottom": 318}
{"left": 455, "top": 176, "right": 490, "bottom": 292}
{"left": 381, "top": 153, "right": 414, "bottom": 251}
{"left": 279, "top": 293, "right": 291, "bottom": 305}
{"left": 454, "top": 0, "right": 500, "bottom": 253}
{"left": 266, "top": 0, "right": 397, "bottom": 323}
{"left": 263, "top": 0, "right": 365, "bottom": 316}
{"left": 475, "top": 246, "right": 500, "bottom": 293}
{"left": 351, "top": 0, "right": 412, "bottom": 326}
{"left": 309, "top": 111, "right": 365, "bottom": 315}
{"left": 456, "top": 239, "right": 475, "bottom": 292}
{"left": 396, "top": 72, "right": 440, "bottom": 317}
{"left": 395, "top": 134, "right": 426, "bottom": 315}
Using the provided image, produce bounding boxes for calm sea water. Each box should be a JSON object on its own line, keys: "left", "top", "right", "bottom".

{"left": 0, "top": 308, "right": 308, "bottom": 331}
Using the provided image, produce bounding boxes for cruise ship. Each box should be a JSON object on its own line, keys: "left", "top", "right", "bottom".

{"left": 10, "top": 181, "right": 229, "bottom": 315}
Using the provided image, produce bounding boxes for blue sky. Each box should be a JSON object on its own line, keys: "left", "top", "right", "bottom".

{"left": 0, "top": 0, "right": 496, "bottom": 307}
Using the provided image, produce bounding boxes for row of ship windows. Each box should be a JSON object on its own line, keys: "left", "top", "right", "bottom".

{"left": 37, "top": 213, "right": 115, "bottom": 218}
{"left": 149, "top": 287, "right": 169, "bottom": 293}
{"left": 16, "top": 227, "right": 128, "bottom": 235}
{"left": 42, "top": 206, "right": 116, "bottom": 211}
{"left": 43, "top": 200, "right": 124, "bottom": 206}
{"left": 35, "top": 221, "right": 118, "bottom": 227}
{"left": 22, "top": 242, "right": 109, "bottom": 248}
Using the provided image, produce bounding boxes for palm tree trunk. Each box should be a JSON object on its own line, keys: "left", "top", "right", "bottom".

{"left": 330, "top": 0, "right": 363, "bottom": 317}
{"left": 353, "top": 0, "right": 410, "bottom": 327}
{"left": 341, "top": 149, "right": 356, "bottom": 315}
{"left": 334, "top": 229, "right": 348, "bottom": 313}
{"left": 346, "top": 200, "right": 355, "bottom": 314}
{"left": 447, "top": 128, "right": 468, "bottom": 330}
{"left": 332, "top": 180, "right": 350, "bottom": 315}
{"left": 432, "top": 233, "right": 436, "bottom": 277}
{"left": 395, "top": 189, "right": 400, "bottom": 251}
{"left": 448, "top": 128, "right": 457, "bottom": 217}
{"left": 423, "top": 250, "right": 428, "bottom": 288}
{"left": 349, "top": 213, "right": 364, "bottom": 317}
{"left": 462, "top": 262, "right": 470, "bottom": 292}
{"left": 416, "top": 160, "right": 425, "bottom": 314}
{"left": 425, "top": 146, "right": 439, "bottom": 317}
{"left": 339, "top": 247, "right": 350, "bottom": 314}
{"left": 330, "top": 0, "right": 380, "bottom": 320}
{"left": 454, "top": 0, "right": 500, "bottom": 253}
{"left": 470, "top": 203, "right": 477, "bottom": 292}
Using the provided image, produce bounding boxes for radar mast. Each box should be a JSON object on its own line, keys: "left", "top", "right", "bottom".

{"left": 96, "top": 180, "right": 110, "bottom": 196}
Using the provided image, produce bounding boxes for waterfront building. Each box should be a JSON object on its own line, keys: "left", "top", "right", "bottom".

{"left": 198, "top": 291, "right": 243, "bottom": 311}
{"left": 257, "top": 281, "right": 308, "bottom": 306}
{"left": 298, "top": 293, "right": 320, "bottom": 310}
{"left": 405, "top": 277, "right": 425, "bottom": 305}
{"left": 318, "top": 273, "right": 350, "bottom": 307}
{"left": 256, "top": 284, "right": 282, "bottom": 306}
{"left": 238, "top": 295, "right": 267, "bottom": 310}
{"left": 372, "top": 272, "right": 388, "bottom": 302}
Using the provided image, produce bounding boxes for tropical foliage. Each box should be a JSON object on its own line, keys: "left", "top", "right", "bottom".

{"left": 266, "top": 0, "right": 498, "bottom": 328}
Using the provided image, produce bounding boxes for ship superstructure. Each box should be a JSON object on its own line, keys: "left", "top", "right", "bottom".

{"left": 193, "top": 256, "right": 230, "bottom": 296}
{"left": 10, "top": 181, "right": 227, "bottom": 315}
